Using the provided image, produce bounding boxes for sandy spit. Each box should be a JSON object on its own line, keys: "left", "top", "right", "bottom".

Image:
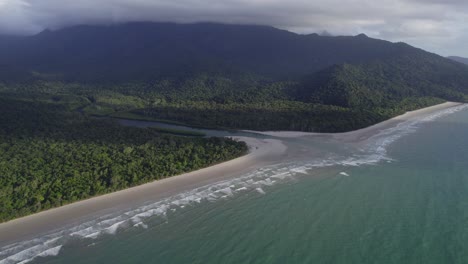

{"left": 243, "top": 102, "right": 462, "bottom": 142}
{"left": 0, "top": 137, "right": 286, "bottom": 246}
{"left": 0, "top": 101, "right": 462, "bottom": 246}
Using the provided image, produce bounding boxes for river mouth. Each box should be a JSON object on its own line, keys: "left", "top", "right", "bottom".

{"left": 1, "top": 103, "right": 467, "bottom": 264}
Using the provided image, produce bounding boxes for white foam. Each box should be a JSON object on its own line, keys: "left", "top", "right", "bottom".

{"left": 84, "top": 232, "right": 101, "bottom": 239}
{"left": 270, "top": 172, "right": 291, "bottom": 180}
{"left": 339, "top": 172, "right": 350, "bottom": 177}
{"left": 235, "top": 187, "right": 248, "bottom": 192}
{"left": 219, "top": 187, "right": 233, "bottom": 196}
{"left": 70, "top": 226, "right": 96, "bottom": 237}
{"left": 0, "top": 244, "right": 62, "bottom": 264}
{"left": 2, "top": 104, "right": 466, "bottom": 264}
{"left": 37, "top": 246, "right": 62, "bottom": 258}
{"left": 326, "top": 104, "right": 468, "bottom": 169}
{"left": 133, "top": 222, "right": 148, "bottom": 229}
{"left": 290, "top": 167, "right": 309, "bottom": 174}
{"left": 0, "top": 163, "right": 316, "bottom": 263}
{"left": 105, "top": 220, "right": 127, "bottom": 235}
{"left": 256, "top": 188, "right": 266, "bottom": 194}
{"left": 16, "top": 246, "right": 62, "bottom": 264}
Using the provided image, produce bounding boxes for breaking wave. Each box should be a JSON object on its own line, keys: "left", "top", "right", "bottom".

{"left": 1, "top": 104, "right": 467, "bottom": 264}
{"left": 0, "top": 163, "right": 299, "bottom": 264}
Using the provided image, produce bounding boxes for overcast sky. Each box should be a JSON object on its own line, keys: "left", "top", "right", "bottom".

{"left": 0, "top": 0, "right": 467, "bottom": 57}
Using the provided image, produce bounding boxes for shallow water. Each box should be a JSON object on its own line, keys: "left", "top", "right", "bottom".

{"left": 2, "top": 105, "right": 468, "bottom": 264}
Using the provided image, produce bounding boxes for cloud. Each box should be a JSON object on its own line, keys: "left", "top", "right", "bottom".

{"left": 0, "top": 0, "right": 467, "bottom": 56}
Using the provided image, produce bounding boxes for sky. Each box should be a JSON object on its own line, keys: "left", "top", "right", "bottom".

{"left": 0, "top": 0, "right": 467, "bottom": 57}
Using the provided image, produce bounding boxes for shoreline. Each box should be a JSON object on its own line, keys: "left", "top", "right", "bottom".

{"left": 0, "top": 137, "right": 286, "bottom": 247}
{"left": 243, "top": 102, "right": 463, "bottom": 142}
{"left": 0, "top": 101, "right": 463, "bottom": 247}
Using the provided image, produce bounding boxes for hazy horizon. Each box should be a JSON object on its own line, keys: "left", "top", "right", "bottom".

{"left": 0, "top": 0, "right": 467, "bottom": 57}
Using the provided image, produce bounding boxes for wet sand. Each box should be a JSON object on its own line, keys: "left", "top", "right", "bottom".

{"left": 244, "top": 102, "right": 462, "bottom": 142}
{"left": 0, "top": 101, "right": 462, "bottom": 247}
{"left": 0, "top": 138, "right": 286, "bottom": 247}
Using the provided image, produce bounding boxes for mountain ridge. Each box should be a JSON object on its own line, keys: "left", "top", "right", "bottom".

{"left": 448, "top": 56, "right": 468, "bottom": 65}
{"left": 0, "top": 22, "right": 421, "bottom": 81}
{"left": 1, "top": 22, "right": 467, "bottom": 132}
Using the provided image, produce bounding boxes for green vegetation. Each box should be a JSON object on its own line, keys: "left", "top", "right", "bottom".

{"left": 110, "top": 111, "right": 189, "bottom": 126}
{"left": 298, "top": 54, "right": 468, "bottom": 108}
{"left": 0, "top": 98, "right": 247, "bottom": 222}
{"left": 1, "top": 23, "right": 468, "bottom": 133}
{"left": 2, "top": 22, "right": 468, "bottom": 222}
{"left": 0, "top": 63, "right": 458, "bottom": 133}
{"left": 147, "top": 127, "right": 206, "bottom": 137}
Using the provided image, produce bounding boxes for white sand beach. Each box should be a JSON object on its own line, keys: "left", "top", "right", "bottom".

{"left": 244, "top": 102, "right": 462, "bottom": 142}
{"left": 0, "top": 101, "right": 463, "bottom": 247}
{"left": 0, "top": 137, "right": 286, "bottom": 246}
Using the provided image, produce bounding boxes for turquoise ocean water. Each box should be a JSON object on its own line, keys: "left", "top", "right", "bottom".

{"left": 2, "top": 105, "right": 468, "bottom": 264}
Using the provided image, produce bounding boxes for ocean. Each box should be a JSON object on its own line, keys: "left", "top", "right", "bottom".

{"left": 1, "top": 105, "right": 468, "bottom": 264}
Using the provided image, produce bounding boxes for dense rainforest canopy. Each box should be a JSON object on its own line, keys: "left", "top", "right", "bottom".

{"left": 0, "top": 98, "right": 247, "bottom": 222}
{"left": 1, "top": 22, "right": 467, "bottom": 132}
{"left": 1, "top": 22, "right": 468, "bottom": 221}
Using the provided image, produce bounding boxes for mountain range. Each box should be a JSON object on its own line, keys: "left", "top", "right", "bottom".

{"left": 0, "top": 23, "right": 428, "bottom": 80}
{"left": 1, "top": 22, "right": 468, "bottom": 132}
{"left": 448, "top": 56, "right": 468, "bottom": 65}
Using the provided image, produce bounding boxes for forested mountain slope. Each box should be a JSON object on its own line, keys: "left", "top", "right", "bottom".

{"left": 1, "top": 22, "right": 468, "bottom": 132}
{"left": 299, "top": 51, "right": 468, "bottom": 108}
{"left": 2, "top": 22, "right": 468, "bottom": 220}
{"left": 0, "top": 22, "right": 414, "bottom": 81}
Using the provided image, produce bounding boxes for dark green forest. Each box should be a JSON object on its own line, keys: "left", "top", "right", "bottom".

{"left": 2, "top": 22, "right": 468, "bottom": 221}
{"left": 0, "top": 67, "right": 455, "bottom": 133}
{"left": 2, "top": 23, "right": 467, "bottom": 132}
{"left": 0, "top": 98, "right": 247, "bottom": 222}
